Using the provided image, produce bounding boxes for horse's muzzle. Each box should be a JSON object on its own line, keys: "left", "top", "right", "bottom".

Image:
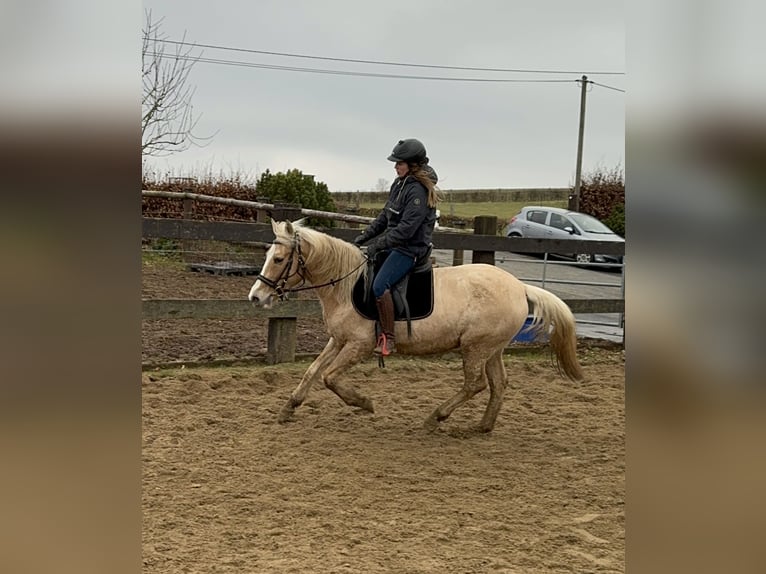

{"left": 248, "top": 283, "right": 275, "bottom": 308}
{"left": 250, "top": 294, "right": 274, "bottom": 308}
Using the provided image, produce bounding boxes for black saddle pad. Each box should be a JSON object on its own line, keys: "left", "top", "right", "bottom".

{"left": 352, "top": 268, "right": 434, "bottom": 321}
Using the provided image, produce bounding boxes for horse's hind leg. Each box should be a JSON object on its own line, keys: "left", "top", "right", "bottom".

{"left": 478, "top": 349, "right": 508, "bottom": 433}
{"left": 322, "top": 344, "right": 374, "bottom": 413}
{"left": 423, "top": 350, "right": 488, "bottom": 432}
{"left": 278, "top": 337, "right": 340, "bottom": 422}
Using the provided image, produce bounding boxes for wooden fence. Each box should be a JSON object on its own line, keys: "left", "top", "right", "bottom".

{"left": 330, "top": 187, "right": 569, "bottom": 205}
{"left": 142, "top": 214, "right": 624, "bottom": 364}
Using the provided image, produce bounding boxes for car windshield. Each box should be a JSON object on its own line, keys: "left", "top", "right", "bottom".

{"left": 569, "top": 213, "right": 615, "bottom": 234}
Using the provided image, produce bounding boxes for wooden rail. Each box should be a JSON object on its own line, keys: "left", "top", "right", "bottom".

{"left": 142, "top": 299, "right": 323, "bottom": 320}
{"left": 142, "top": 298, "right": 623, "bottom": 366}
{"left": 142, "top": 217, "right": 625, "bottom": 256}
{"left": 142, "top": 216, "right": 625, "bottom": 363}
{"left": 143, "top": 298, "right": 624, "bottom": 320}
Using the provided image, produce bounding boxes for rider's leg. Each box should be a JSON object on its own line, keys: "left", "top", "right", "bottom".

{"left": 374, "top": 290, "right": 396, "bottom": 355}
{"left": 371, "top": 250, "right": 415, "bottom": 355}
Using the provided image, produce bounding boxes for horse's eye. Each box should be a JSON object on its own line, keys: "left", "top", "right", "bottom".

{"left": 273, "top": 257, "right": 284, "bottom": 264}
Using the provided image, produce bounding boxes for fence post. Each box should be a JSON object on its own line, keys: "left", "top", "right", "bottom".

{"left": 266, "top": 317, "right": 297, "bottom": 364}
{"left": 182, "top": 189, "right": 195, "bottom": 263}
{"left": 344, "top": 206, "right": 361, "bottom": 229}
{"left": 271, "top": 202, "right": 303, "bottom": 222}
{"left": 255, "top": 197, "right": 270, "bottom": 223}
{"left": 471, "top": 215, "right": 497, "bottom": 265}
{"left": 452, "top": 219, "right": 467, "bottom": 265}
{"left": 182, "top": 197, "right": 194, "bottom": 219}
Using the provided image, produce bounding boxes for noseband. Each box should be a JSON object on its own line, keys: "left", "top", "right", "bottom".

{"left": 255, "top": 232, "right": 308, "bottom": 300}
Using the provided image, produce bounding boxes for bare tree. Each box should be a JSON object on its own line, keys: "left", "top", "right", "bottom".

{"left": 142, "top": 10, "right": 213, "bottom": 157}
{"left": 374, "top": 178, "right": 390, "bottom": 191}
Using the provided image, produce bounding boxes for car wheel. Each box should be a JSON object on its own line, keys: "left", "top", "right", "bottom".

{"left": 576, "top": 253, "right": 593, "bottom": 264}
{"left": 507, "top": 232, "right": 522, "bottom": 237}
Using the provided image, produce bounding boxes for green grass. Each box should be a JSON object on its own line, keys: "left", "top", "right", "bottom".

{"left": 142, "top": 249, "right": 185, "bottom": 268}
{"left": 353, "top": 199, "right": 568, "bottom": 223}
{"left": 437, "top": 199, "right": 568, "bottom": 222}
{"left": 142, "top": 239, "right": 266, "bottom": 274}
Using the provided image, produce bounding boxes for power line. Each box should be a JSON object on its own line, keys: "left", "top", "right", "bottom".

{"left": 152, "top": 38, "right": 625, "bottom": 76}
{"left": 589, "top": 81, "right": 626, "bottom": 93}
{"left": 150, "top": 52, "right": 586, "bottom": 84}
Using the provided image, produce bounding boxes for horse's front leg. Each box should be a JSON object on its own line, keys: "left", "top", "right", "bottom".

{"left": 278, "top": 337, "right": 340, "bottom": 423}
{"left": 322, "top": 344, "right": 374, "bottom": 414}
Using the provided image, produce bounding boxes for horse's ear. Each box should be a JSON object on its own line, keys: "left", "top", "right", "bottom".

{"left": 271, "top": 219, "right": 279, "bottom": 234}
{"left": 284, "top": 220, "right": 294, "bottom": 235}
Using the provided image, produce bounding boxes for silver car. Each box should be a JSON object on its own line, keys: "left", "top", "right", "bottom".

{"left": 502, "top": 206, "right": 624, "bottom": 264}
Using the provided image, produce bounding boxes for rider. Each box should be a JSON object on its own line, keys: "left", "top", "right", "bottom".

{"left": 353, "top": 138, "right": 440, "bottom": 356}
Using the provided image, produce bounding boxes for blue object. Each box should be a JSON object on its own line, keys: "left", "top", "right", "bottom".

{"left": 512, "top": 317, "right": 538, "bottom": 343}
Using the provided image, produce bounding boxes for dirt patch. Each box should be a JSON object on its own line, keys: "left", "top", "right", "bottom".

{"left": 142, "top": 259, "right": 625, "bottom": 572}
{"left": 142, "top": 259, "right": 328, "bottom": 365}
{"left": 143, "top": 355, "right": 624, "bottom": 573}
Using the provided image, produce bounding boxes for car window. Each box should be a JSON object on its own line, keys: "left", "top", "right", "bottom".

{"left": 569, "top": 213, "right": 615, "bottom": 234}
{"left": 526, "top": 210, "right": 547, "bottom": 224}
{"left": 549, "top": 213, "right": 572, "bottom": 231}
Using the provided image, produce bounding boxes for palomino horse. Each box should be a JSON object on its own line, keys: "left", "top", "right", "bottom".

{"left": 248, "top": 220, "right": 584, "bottom": 432}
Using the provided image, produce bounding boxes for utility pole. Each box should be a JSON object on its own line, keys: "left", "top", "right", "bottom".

{"left": 571, "top": 75, "right": 589, "bottom": 213}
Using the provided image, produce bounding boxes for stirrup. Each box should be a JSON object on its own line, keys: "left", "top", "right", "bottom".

{"left": 374, "top": 333, "right": 394, "bottom": 356}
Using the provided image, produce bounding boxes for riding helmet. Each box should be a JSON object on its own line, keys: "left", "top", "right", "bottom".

{"left": 387, "top": 138, "right": 427, "bottom": 164}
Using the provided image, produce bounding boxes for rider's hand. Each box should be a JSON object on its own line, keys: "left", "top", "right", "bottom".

{"left": 353, "top": 234, "right": 368, "bottom": 247}
{"left": 365, "top": 236, "right": 387, "bottom": 259}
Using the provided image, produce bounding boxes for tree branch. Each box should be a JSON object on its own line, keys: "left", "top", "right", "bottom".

{"left": 141, "top": 10, "right": 215, "bottom": 158}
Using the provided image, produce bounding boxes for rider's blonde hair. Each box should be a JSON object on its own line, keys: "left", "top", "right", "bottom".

{"left": 408, "top": 164, "right": 441, "bottom": 208}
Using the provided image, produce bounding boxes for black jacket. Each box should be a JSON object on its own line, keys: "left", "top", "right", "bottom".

{"left": 362, "top": 167, "right": 438, "bottom": 259}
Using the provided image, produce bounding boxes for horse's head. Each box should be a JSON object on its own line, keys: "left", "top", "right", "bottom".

{"left": 248, "top": 219, "right": 305, "bottom": 308}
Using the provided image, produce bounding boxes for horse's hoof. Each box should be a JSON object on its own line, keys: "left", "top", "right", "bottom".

{"left": 359, "top": 398, "right": 374, "bottom": 414}
{"left": 277, "top": 405, "right": 294, "bottom": 423}
{"left": 423, "top": 417, "right": 439, "bottom": 433}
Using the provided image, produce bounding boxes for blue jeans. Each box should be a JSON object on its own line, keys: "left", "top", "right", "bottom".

{"left": 372, "top": 249, "right": 415, "bottom": 298}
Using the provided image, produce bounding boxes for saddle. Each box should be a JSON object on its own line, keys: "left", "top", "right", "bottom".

{"left": 351, "top": 245, "right": 435, "bottom": 337}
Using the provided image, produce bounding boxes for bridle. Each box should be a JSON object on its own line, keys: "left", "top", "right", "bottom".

{"left": 255, "top": 231, "right": 367, "bottom": 301}
{"left": 255, "top": 232, "right": 308, "bottom": 300}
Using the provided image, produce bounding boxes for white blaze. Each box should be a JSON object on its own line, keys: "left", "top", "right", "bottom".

{"left": 248, "top": 244, "right": 276, "bottom": 306}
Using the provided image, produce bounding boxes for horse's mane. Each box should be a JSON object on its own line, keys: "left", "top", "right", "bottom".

{"left": 275, "top": 220, "right": 366, "bottom": 304}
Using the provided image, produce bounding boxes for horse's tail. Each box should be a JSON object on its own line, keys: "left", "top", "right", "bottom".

{"left": 523, "top": 283, "right": 585, "bottom": 383}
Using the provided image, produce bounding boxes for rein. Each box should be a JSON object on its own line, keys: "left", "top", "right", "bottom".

{"left": 256, "top": 231, "right": 366, "bottom": 300}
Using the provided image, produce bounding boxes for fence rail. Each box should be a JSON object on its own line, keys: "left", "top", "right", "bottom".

{"left": 142, "top": 217, "right": 624, "bottom": 256}
{"left": 143, "top": 298, "right": 624, "bottom": 320}
{"left": 142, "top": 212, "right": 625, "bottom": 364}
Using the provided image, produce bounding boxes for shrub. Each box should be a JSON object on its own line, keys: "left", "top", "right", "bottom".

{"left": 141, "top": 167, "right": 338, "bottom": 225}
{"left": 573, "top": 164, "right": 625, "bottom": 237}
{"left": 255, "top": 169, "right": 336, "bottom": 226}
{"left": 603, "top": 203, "right": 625, "bottom": 237}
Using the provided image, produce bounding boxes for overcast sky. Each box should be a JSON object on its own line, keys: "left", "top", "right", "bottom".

{"left": 142, "top": 0, "right": 624, "bottom": 192}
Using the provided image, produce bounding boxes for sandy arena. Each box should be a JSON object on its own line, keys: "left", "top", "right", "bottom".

{"left": 142, "top": 260, "right": 625, "bottom": 573}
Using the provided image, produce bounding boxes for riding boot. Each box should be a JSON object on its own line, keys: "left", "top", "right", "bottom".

{"left": 374, "top": 290, "right": 396, "bottom": 356}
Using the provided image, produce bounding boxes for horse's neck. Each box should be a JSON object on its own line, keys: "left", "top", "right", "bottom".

{"left": 315, "top": 288, "right": 343, "bottom": 317}
{"left": 307, "top": 240, "right": 360, "bottom": 310}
